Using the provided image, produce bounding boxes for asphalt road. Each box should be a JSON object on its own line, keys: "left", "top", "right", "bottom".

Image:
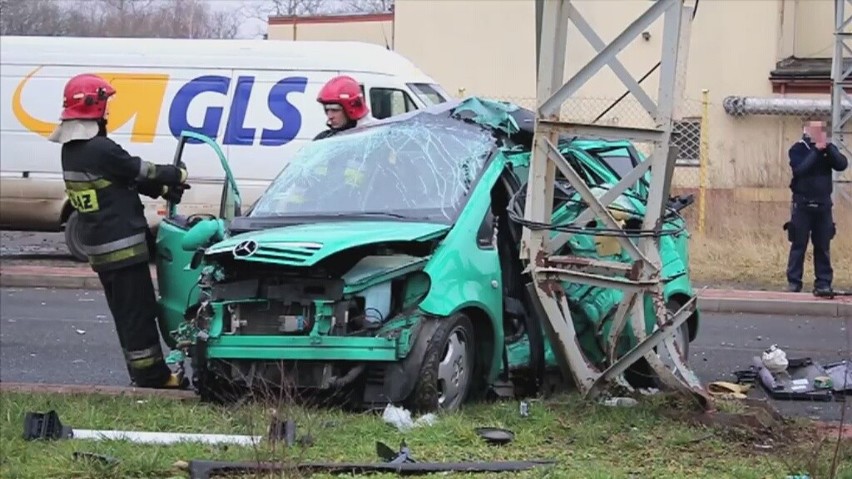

{"left": 1, "top": 287, "right": 849, "bottom": 422}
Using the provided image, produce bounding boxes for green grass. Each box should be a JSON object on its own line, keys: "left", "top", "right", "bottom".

{"left": 0, "top": 392, "right": 848, "bottom": 479}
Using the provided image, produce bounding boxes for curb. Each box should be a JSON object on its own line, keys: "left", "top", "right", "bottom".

{"left": 698, "top": 296, "right": 852, "bottom": 318}
{"left": 2, "top": 266, "right": 850, "bottom": 318}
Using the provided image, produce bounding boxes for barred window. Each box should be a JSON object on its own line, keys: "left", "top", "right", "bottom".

{"left": 672, "top": 117, "right": 701, "bottom": 167}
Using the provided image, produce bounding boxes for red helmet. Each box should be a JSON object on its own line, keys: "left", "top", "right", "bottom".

{"left": 60, "top": 74, "right": 116, "bottom": 121}
{"left": 316, "top": 75, "right": 368, "bottom": 121}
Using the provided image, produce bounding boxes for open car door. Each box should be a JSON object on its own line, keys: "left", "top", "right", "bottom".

{"left": 154, "top": 131, "right": 242, "bottom": 348}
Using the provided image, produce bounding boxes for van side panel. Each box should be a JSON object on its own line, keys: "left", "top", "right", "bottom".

{"left": 0, "top": 37, "right": 446, "bottom": 232}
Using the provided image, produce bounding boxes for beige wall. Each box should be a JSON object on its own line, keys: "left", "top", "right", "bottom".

{"left": 793, "top": 0, "right": 836, "bottom": 58}
{"left": 265, "top": 2, "right": 844, "bottom": 192}
{"left": 267, "top": 19, "right": 394, "bottom": 48}
{"left": 392, "top": 0, "right": 841, "bottom": 191}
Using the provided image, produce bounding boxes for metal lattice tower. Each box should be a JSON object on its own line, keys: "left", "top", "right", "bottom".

{"left": 522, "top": 0, "right": 711, "bottom": 408}
{"left": 832, "top": 0, "right": 852, "bottom": 204}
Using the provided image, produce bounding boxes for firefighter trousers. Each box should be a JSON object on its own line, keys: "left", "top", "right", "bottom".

{"left": 98, "top": 261, "right": 172, "bottom": 387}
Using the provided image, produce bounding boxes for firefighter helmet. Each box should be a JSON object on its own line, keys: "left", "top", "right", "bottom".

{"left": 60, "top": 74, "right": 116, "bottom": 121}
{"left": 316, "top": 75, "right": 368, "bottom": 121}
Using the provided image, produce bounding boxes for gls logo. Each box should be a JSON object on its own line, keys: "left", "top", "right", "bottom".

{"left": 12, "top": 67, "right": 308, "bottom": 146}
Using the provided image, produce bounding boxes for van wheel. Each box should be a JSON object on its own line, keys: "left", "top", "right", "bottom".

{"left": 407, "top": 313, "right": 476, "bottom": 413}
{"left": 63, "top": 211, "right": 88, "bottom": 262}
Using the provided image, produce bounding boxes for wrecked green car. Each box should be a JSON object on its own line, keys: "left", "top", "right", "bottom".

{"left": 155, "top": 97, "right": 700, "bottom": 411}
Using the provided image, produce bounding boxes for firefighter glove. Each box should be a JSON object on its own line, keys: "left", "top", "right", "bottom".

{"left": 162, "top": 183, "right": 191, "bottom": 204}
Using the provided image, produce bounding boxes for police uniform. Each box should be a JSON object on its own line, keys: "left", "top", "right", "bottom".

{"left": 49, "top": 74, "right": 189, "bottom": 388}
{"left": 785, "top": 135, "right": 848, "bottom": 294}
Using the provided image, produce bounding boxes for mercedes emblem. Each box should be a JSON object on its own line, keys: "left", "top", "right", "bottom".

{"left": 232, "top": 239, "right": 258, "bottom": 258}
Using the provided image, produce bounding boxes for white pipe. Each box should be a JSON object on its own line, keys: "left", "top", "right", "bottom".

{"left": 71, "top": 429, "right": 263, "bottom": 446}
{"left": 723, "top": 96, "right": 852, "bottom": 117}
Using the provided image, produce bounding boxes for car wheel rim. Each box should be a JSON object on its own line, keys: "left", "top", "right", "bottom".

{"left": 437, "top": 327, "right": 470, "bottom": 409}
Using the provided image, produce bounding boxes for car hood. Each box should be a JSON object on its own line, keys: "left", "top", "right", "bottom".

{"left": 205, "top": 220, "right": 450, "bottom": 267}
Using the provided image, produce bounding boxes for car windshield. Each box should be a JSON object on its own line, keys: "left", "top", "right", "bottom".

{"left": 248, "top": 114, "right": 496, "bottom": 223}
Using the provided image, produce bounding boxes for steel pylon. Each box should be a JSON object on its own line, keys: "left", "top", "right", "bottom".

{"left": 521, "top": 0, "right": 711, "bottom": 409}
{"left": 832, "top": 0, "right": 852, "bottom": 204}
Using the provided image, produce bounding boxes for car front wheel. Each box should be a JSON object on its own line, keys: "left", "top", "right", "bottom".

{"left": 408, "top": 313, "right": 476, "bottom": 413}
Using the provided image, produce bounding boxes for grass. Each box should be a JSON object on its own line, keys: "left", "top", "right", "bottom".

{"left": 681, "top": 195, "right": 852, "bottom": 290}
{"left": 1, "top": 391, "right": 849, "bottom": 479}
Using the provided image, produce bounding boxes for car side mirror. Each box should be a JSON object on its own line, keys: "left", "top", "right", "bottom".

{"left": 181, "top": 218, "right": 225, "bottom": 252}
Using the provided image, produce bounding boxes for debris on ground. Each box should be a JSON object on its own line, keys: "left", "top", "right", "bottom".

{"left": 600, "top": 397, "right": 639, "bottom": 407}
{"left": 381, "top": 404, "right": 437, "bottom": 432}
{"left": 761, "top": 344, "right": 789, "bottom": 373}
{"left": 707, "top": 381, "right": 752, "bottom": 400}
{"left": 475, "top": 427, "right": 515, "bottom": 445}
{"left": 23, "top": 410, "right": 262, "bottom": 446}
{"left": 746, "top": 356, "right": 845, "bottom": 401}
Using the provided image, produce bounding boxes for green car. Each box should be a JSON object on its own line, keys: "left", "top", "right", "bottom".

{"left": 154, "top": 97, "right": 700, "bottom": 412}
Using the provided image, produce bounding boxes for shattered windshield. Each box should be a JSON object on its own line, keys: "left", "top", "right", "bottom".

{"left": 249, "top": 114, "right": 496, "bottom": 223}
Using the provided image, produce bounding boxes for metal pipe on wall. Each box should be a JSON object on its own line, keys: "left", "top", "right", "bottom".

{"left": 723, "top": 95, "right": 852, "bottom": 117}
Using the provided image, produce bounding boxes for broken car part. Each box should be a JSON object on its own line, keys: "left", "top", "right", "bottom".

{"left": 376, "top": 441, "right": 416, "bottom": 464}
{"left": 475, "top": 427, "right": 515, "bottom": 445}
{"left": 750, "top": 357, "right": 837, "bottom": 401}
{"left": 187, "top": 459, "right": 557, "bottom": 479}
{"left": 23, "top": 410, "right": 262, "bottom": 446}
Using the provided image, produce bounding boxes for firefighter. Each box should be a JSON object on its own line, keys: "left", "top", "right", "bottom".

{"left": 784, "top": 120, "right": 848, "bottom": 295}
{"left": 48, "top": 73, "right": 190, "bottom": 388}
{"left": 313, "top": 75, "right": 373, "bottom": 140}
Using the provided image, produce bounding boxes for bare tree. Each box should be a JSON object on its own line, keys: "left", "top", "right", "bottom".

{"left": 0, "top": 0, "right": 68, "bottom": 36}
{"left": 342, "top": 0, "right": 393, "bottom": 13}
{"left": 0, "top": 0, "right": 245, "bottom": 38}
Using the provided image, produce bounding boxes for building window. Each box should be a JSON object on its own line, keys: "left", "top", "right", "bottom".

{"left": 369, "top": 88, "right": 417, "bottom": 119}
{"left": 672, "top": 117, "right": 701, "bottom": 167}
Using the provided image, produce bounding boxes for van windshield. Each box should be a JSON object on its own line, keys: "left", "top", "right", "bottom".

{"left": 248, "top": 113, "right": 495, "bottom": 224}
{"left": 408, "top": 83, "right": 450, "bottom": 106}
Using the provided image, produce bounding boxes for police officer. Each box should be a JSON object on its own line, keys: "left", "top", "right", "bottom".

{"left": 313, "top": 75, "right": 373, "bottom": 140}
{"left": 48, "top": 73, "right": 190, "bottom": 388}
{"left": 785, "top": 120, "right": 848, "bottom": 295}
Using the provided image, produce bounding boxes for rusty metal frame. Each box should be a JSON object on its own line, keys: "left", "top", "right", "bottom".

{"left": 522, "top": 0, "right": 711, "bottom": 407}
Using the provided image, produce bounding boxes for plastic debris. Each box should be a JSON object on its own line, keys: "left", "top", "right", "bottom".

{"left": 761, "top": 344, "right": 788, "bottom": 373}
{"left": 600, "top": 397, "right": 638, "bottom": 407}
{"left": 381, "top": 404, "right": 437, "bottom": 432}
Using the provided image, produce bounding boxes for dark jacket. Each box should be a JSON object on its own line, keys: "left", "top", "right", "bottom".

{"left": 61, "top": 135, "right": 185, "bottom": 272}
{"left": 312, "top": 119, "right": 358, "bottom": 141}
{"left": 788, "top": 136, "right": 848, "bottom": 205}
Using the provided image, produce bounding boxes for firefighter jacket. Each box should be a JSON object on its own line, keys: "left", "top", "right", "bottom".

{"left": 61, "top": 135, "right": 186, "bottom": 272}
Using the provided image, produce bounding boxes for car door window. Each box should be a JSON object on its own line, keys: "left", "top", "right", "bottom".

{"left": 369, "top": 87, "right": 418, "bottom": 120}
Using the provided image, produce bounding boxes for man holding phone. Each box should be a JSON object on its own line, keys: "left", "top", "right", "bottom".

{"left": 784, "top": 120, "right": 848, "bottom": 295}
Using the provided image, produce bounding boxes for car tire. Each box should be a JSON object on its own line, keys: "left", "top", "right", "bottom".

{"left": 63, "top": 211, "right": 88, "bottom": 262}
{"left": 408, "top": 312, "right": 476, "bottom": 413}
{"left": 624, "top": 298, "right": 691, "bottom": 389}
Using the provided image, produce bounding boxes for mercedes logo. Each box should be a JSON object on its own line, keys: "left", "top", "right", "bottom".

{"left": 232, "top": 240, "right": 258, "bottom": 258}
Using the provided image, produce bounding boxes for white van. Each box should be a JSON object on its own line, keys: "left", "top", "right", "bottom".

{"left": 0, "top": 35, "right": 451, "bottom": 261}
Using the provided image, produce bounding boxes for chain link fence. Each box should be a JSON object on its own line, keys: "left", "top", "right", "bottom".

{"left": 474, "top": 90, "right": 851, "bottom": 287}
{"left": 485, "top": 92, "right": 707, "bottom": 228}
